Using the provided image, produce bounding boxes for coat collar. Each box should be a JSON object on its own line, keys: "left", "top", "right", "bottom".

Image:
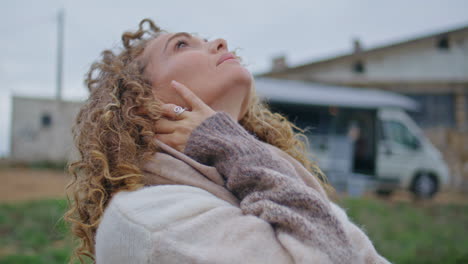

{"left": 141, "top": 139, "right": 240, "bottom": 207}
{"left": 141, "top": 138, "right": 328, "bottom": 207}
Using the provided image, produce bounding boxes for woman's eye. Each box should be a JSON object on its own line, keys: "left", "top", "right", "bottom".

{"left": 175, "top": 40, "right": 188, "bottom": 49}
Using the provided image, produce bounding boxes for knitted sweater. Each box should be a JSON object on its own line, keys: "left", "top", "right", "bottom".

{"left": 95, "top": 111, "right": 391, "bottom": 264}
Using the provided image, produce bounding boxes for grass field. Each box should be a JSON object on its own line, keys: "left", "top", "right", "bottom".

{"left": 0, "top": 199, "right": 82, "bottom": 264}
{"left": 0, "top": 197, "right": 467, "bottom": 264}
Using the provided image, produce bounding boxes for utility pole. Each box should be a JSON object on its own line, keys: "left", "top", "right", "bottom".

{"left": 56, "top": 8, "right": 64, "bottom": 102}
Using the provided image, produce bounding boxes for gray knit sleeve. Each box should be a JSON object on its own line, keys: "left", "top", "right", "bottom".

{"left": 183, "top": 111, "right": 355, "bottom": 263}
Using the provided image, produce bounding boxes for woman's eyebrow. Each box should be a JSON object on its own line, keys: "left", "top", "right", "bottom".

{"left": 164, "top": 32, "right": 191, "bottom": 52}
{"left": 164, "top": 32, "right": 208, "bottom": 52}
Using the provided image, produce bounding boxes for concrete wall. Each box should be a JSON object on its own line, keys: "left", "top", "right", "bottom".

{"left": 10, "top": 96, "right": 83, "bottom": 162}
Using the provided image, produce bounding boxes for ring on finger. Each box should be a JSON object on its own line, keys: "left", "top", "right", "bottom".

{"left": 173, "top": 105, "right": 188, "bottom": 116}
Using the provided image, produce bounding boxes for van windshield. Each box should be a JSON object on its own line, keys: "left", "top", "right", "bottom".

{"left": 382, "top": 120, "right": 421, "bottom": 150}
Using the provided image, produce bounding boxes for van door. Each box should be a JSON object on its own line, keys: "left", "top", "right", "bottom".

{"left": 331, "top": 108, "right": 377, "bottom": 176}
{"left": 377, "top": 111, "right": 422, "bottom": 181}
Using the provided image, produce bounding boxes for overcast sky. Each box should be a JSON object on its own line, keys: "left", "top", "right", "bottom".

{"left": 1, "top": 0, "right": 468, "bottom": 157}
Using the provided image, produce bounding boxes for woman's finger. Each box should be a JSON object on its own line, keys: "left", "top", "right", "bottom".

{"left": 161, "top": 103, "right": 189, "bottom": 120}
{"left": 154, "top": 133, "right": 183, "bottom": 151}
{"left": 171, "top": 80, "right": 206, "bottom": 111}
{"left": 153, "top": 118, "right": 176, "bottom": 134}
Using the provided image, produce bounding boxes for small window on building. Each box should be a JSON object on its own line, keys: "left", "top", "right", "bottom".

{"left": 437, "top": 36, "right": 450, "bottom": 50}
{"left": 353, "top": 60, "right": 365, "bottom": 74}
{"left": 41, "top": 113, "right": 52, "bottom": 128}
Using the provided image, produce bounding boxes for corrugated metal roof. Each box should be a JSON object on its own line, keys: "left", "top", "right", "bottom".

{"left": 254, "top": 77, "right": 420, "bottom": 111}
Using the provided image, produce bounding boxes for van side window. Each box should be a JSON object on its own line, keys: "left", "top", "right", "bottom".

{"left": 382, "top": 120, "right": 420, "bottom": 150}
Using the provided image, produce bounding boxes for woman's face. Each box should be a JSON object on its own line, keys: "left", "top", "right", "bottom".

{"left": 140, "top": 32, "right": 253, "bottom": 121}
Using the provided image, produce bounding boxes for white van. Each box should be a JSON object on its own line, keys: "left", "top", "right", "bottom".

{"left": 255, "top": 77, "right": 450, "bottom": 198}
{"left": 375, "top": 108, "right": 450, "bottom": 197}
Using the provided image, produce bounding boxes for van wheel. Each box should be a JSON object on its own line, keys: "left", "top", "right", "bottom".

{"left": 410, "top": 172, "right": 438, "bottom": 199}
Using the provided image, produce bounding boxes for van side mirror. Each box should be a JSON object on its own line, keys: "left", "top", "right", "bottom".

{"left": 383, "top": 141, "right": 393, "bottom": 155}
{"left": 410, "top": 138, "right": 421, "bottom": 150}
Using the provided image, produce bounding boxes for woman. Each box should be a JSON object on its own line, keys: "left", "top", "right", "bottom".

{"left": 65, "top": 18, "right": 391, "bottom": 264}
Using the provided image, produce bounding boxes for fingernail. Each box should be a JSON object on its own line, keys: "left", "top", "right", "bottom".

{"left": 171, "top": 80, "right": 179, "bottom": 86}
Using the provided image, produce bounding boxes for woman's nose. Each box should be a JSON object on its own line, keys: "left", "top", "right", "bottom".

{"left": 210, "top": 38, "right": 228, "bottom": 53}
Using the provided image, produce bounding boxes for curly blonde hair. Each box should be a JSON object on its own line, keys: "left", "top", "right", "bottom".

{"left": 64, "top": 18, "right": 336, "bottom": 264}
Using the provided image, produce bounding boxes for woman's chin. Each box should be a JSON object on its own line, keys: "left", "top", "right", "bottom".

{"left": 230, "top": 66, "right": 252, "bottom": 87}
{"left": 219, "top": 61, "right": 252, "bottom": 83}
{"left": 239, "top": 66, "right": 253, "bottom": 82}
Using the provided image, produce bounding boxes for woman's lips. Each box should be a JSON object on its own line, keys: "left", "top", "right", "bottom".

{"left": 217, "top": 53, "right": 238, "bottom": 66}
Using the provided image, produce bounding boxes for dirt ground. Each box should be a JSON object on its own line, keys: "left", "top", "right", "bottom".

{"left": 1, "top": 168, "right": 467, "bottom": 205}
{"left": 0, "top": 168, "right": 72, "bottom": 202}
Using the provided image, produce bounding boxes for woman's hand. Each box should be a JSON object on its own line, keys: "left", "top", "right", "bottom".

{"left": 153, "top": 80, "right": 216, "bottom": 152}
